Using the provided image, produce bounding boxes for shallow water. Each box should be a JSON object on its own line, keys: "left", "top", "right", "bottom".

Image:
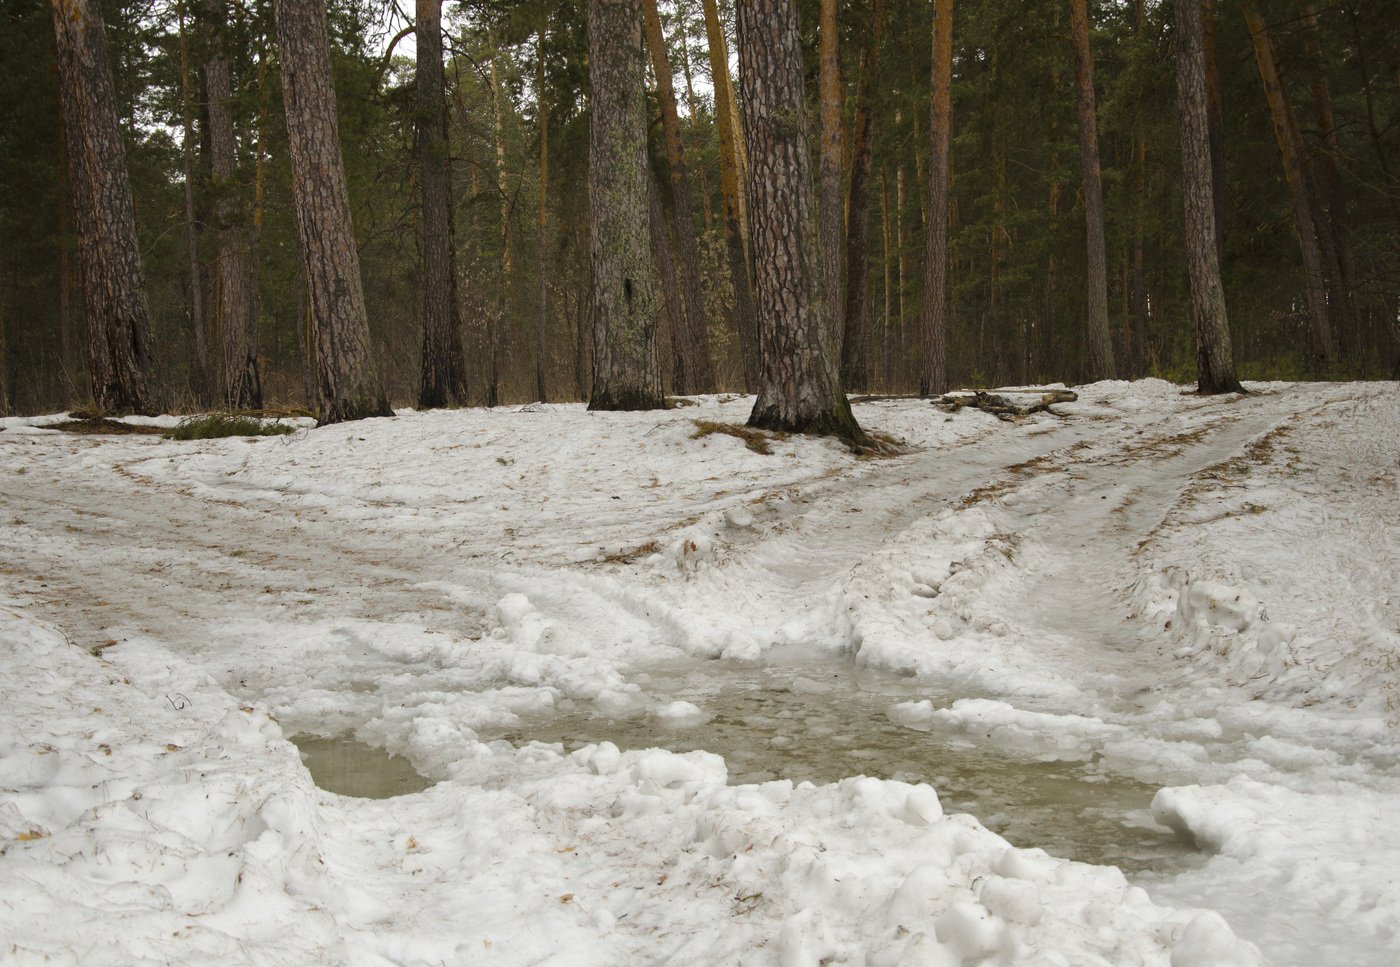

{"left": 490, "top": 650, "right": 1201, "bottom": 875}
{"left": 291, "top": 734, "right": 434, "bottom": 799}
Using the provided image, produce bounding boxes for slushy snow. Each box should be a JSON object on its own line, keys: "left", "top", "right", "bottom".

{"left": 2, "top": 380, "right": 1397, "bottom": 965}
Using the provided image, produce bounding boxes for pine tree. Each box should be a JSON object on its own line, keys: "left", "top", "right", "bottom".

{"left": 737, "top": 0, "right": 863, "bottom": 443}
{"left": 588, "top": 0, "right": 664, "bottom": 410}
{"left": 50, "top": 0, "right": 159, "bottom": 415}
{"left": 272, "top": 0, "right": 388, "bottom": 424}
{"left": 1176, "top": 0, "right": 1242, "bottom": 394}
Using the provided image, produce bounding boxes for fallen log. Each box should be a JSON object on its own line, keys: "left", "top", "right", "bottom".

{"left": 934, "top": 389, "right": 1078, "bottom": 421}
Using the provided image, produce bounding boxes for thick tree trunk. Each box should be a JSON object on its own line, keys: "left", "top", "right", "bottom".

{"left": 416, "top": 0, "right": 467, "bottom": 409}
{"left": 643, "top": 0, "right": 712, "bottom": 395}
{"left": 919, "top": 0, "right": 953, "bottom": 397}
{"left": 818, "top": 0, "right": 843, "bottom": 370}
{"left": 1069, "top": 0, "right": 1115, "bottom": 382}
{"left": 205, "top": 6, "right": 262, "bottom": 410}
{"left": 51, "top": 0, "right": 158, "bottom": 415}
{"left": 701, "top": 0, "right": 758, "bottom": 390}
{"left": 588, "top": 0, "right": 664, "bottom": 411}
{"left": 737, "top": 0, "right": 863, "bottom": 442}
{"left": 273, "top": 0, "right": 387, "bottom": 424}
{"left": 841, "top": 0, "right": 885, "bottom": 392}
{"left": 1176, "top": 0, "right": 1243, "bottom": 394}
{"left": 1241, "top": 0, "right": 1337, "bottom": 368}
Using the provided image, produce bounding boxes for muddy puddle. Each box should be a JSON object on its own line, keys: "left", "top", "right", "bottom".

{"left": 488, "top": 650, "right": 1200, "bottom": 875}
{"left": 291, "top": 734, "right": 434, "bottom": 799}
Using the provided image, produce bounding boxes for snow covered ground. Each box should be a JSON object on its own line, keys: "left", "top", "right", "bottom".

{"left": 1, "top": 380, "right": 1396, "bottom": 965}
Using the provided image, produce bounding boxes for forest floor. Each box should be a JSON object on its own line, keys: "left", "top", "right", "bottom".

{"left": 1, "top": 379, "right": 1397, "bottom": 965}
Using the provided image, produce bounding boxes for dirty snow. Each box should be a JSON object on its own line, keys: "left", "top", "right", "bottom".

{"left": 1, "top": 380, "right": 1397, "bottom": 965}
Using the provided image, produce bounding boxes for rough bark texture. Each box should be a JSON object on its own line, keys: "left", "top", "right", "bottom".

{"left": 643, "top": 0, "right": 712, "bottom": 395}
{"left": 416, "top": 0, "right": 467, "bottom": 409}
{"left": 701, "top": 0, "right": 758, "bottom": 390}
{"left": 1176, "top": 0, "right": 1243, "bottom": 394}
{"left": 841, "top": 0, "right": 885, "bottom": 392}
{"left": 205, "top": 7, "right": 262, "bottom": 410}
{"left": 587, "top": 0, "right": 664, "bottom": 411}
{"left": 919, "top": 0, "right": 953, "bottom": 397}
{"left": 818, "top": 0, "right": 843, "bottom": 373}
{"left": 51, "top": 0, "right": 158, "bottom": 415}
{"left": 1069, "top": 0, "right": 1116, "bottom": 382}
{"left": 1242, "top": 0, "right": 1336, "bottom": 368}
{"left": 737, "top": 0, "right": 863, "bottom": 443}
{"left": 273, "top": 0, "right": 387, "bottom": 424}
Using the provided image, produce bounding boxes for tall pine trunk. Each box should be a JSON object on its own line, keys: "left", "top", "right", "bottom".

{"left": 1069, "top": 0, "right": 1115, "bottom": 382}
{"left": 643, "top": 0, "right": 713, "bottom": 395}
{"left": 176, "top": 0, "right": 209, "bottom": 405}
{"left": 701, "top": 0, "right": 758, "bottom": 390}
{"left": 273, "top": 0, "right": 387, "bottom": 424}
{"left": 737, "top": 0, "right": 863, "bottom": 442}
{"left": 818, "top": 0, "right": 843, "bottom": 371}
{"left": 205, "top": 4, "right": 262, "bottom": 410}
{"left": 1241, "top": 0, "right": 1337, "bottom": 369}
{"left": 919, "top": 0, "right": 953, "bottom": 396}
{"left": 536, "top": 27, "right": 550, "bottom": 403}
{"left": 1300, "top": 1, "right": 1354, "bottom": 351}
{"left": 588, "top": 0, "right": 664, "bottom": 411}
{"left": 841, "top": 0, "right": 885, "bottom": 392}
{"left": 416, "top": 0, "right": 467, "bottom": 409}
{"left": 1176, "top": 0, "right": 1243, "bottom": 394}
{"left": 51, "top": 0, "right": 158, "bottom": 415}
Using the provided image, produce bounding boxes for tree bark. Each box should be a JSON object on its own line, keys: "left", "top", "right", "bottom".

{"left": 487, "top": 33, "right": 511, "bottom": 408}
{"left": 1069, "top": 0, "right": 1115, "bottom": 382}
{"left": 176, "top": 0, "right": 209, "bottom": 405}
{"left": 536, "top": 27, "right": 550, "bottom": 403}
{"left": 737, "top": 0, "right": 863, "bottom": 442}
{"left": 588, "top": 0, "right": 664, "bottom": 411}
{"left": 1202, "top": 0, "right": 1227, "bottom": 268}
{"left": 643, "top": 0, "right": 713, "bottom": 395}
{"left": 1176, "top": 0, "right": 1243, "bottom": 394}
{"left": 701, "top": 0, "right": 758, "bottom": 390}
{"left": 841, "top": 0, "right": 885, "bottom": 392}
{"left": 1241, "top": 0, "right": 1337, "bottom": 368}
{"left": 919, "top": 0, "right": 953, "bottom": 397}
{"left": 818, "top": 0, "right": 843, "bottom": 372}
{"left": 1299, "top": 0, "right": 1353, "bottom": 350}
{"left": 272, "top": 0, "right": 387, "bottom": 423}
{"left": 204, "top": 3, "right": 263, "bottom": 410}
{"left": 51, "top": 0, "right": 159, "bottom": 415}
{"left": 416, "top": 0, "right": 467, "bottom": 409}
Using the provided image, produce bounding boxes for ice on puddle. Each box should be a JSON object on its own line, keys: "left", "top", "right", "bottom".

{"left": 653, "top": 700, "right": 710, "bottom": 728}
{"left": 888, "top": 699, "right": 937, "bottom": 730}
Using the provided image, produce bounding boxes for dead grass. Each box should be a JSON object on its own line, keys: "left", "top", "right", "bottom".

{"left": 691, "top": 419, "right": 787, "bottom": 455}
{"left": 49, "top": 418, "right": 166, "bottom": 436}
{"left": 597, "top": 540, "right": 662, "bottom": 564}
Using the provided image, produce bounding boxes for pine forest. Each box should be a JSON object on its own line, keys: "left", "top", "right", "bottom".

{"left": 2, "top": 0, "right": 1398, "bottom": 421}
